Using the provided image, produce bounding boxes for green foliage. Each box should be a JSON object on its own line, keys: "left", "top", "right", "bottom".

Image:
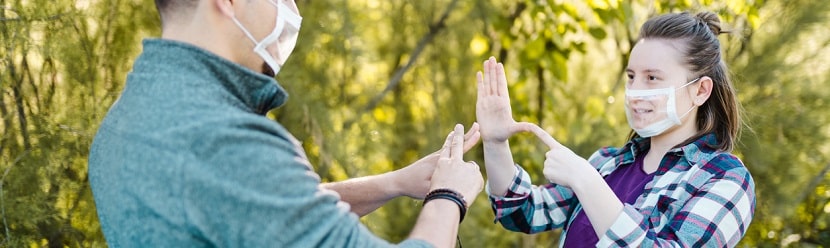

{"left": 1, "top": 0, "right": 157, "bottom": 246}
{"left": 728, "top": 0, "right": 830, "bottom": 246}
{"left": 1, "top": 0, "right": 828, "bottom": 246}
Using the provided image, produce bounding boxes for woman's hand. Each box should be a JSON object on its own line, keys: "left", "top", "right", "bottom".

{"left": 525, "top": 124, "right": 594, "bottom": 188}
{"left": 476, "top": 57, "right": 537, "bottom": 143}
{"left": 543, "top": 148, "right": 595, "bottom": 188}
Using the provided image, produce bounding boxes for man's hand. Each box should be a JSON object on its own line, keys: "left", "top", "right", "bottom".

{"left": 428, "top": 124, "right": 484, "bottom": 206}
{"left": 389, "top": 123, "right": 481, "bottom": 199}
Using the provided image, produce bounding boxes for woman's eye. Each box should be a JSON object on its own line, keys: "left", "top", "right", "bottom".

{"left": 648, "top": 75, "right": 658, "bottom": 81}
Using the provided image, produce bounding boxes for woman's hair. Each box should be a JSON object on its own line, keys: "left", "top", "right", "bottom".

{"left": 630, "top": 11, "right": 742, "bottom": 151}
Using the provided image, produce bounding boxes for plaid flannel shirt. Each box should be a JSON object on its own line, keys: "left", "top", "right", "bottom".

{"left": 488, "top": 134, "right": 755, "bottom": 247}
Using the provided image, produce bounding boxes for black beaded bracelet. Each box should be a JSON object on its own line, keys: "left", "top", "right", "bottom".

{"left": 424, "top": 188, "right": 467, "bottom": 223}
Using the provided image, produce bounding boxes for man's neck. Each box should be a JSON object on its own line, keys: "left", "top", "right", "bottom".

{"left": 160, "top": 15, "right": 244, "bottom": 70}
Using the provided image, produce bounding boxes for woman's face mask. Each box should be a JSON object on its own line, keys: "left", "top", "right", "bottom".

{"left": 232, "top": 0, "right": 302, "bottom": 76}
{"left": 624, "top": 77, "right": 700, "bottom": 137}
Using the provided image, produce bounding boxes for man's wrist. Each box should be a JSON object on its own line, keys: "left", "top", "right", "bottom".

{"left": 380, "top": 171, "right": 405, "bottom": 198}
{"left": 424, "top": 188, "right": 467, "bottom": 223}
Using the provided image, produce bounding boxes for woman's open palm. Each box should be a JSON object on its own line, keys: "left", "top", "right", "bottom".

{"left": 476, "top": 57, "right": 536, "bottom": 143}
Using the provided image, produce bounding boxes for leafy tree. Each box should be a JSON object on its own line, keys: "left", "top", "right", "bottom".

{"left": 729, "top": 0, "right": 830, "bottom": 246}
{"left": 1, "top": 0, "right": 828, "bottom": 247}
{"left": 1, "top": 0, "right": 157, "bottom": 246}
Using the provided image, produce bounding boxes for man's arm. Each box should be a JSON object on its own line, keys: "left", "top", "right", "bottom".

{"left": 407, "top": 199, "right": 461, "bottom": 247}
{"left": 321, "top": 124, "right": 481, "bottom": 217}
{"left": 319, "top": 173, "right": 401, "bottom": 217}
{"left": 322, "top": 181, "right": 468, "bottom": 245}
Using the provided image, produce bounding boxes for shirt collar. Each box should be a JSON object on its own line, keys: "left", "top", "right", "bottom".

{"left": 138, "top": 39, "right": 288, "bottom": 114}
{"left": 618, "top": 133, "right": 719, "bottom": 166}
{"left": 671, "top": 133, "right": 720, "bottom": 163}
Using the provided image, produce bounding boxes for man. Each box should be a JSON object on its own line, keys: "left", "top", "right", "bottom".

{"left": 88, "top": 0, "right": 483, "bottom": 247}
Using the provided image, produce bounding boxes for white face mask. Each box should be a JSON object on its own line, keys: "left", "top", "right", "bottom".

{"left": 232, "top": 0, "right": 302, "bottom": 76}
{"left": 624, "top": 77, "right": 699, "bottom": 138}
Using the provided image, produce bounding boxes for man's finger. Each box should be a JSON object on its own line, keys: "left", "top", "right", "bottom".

{"left": 439, "top": 131, "right": 454, "bottom": 160}
{"left": 441, "top": 130, "right": 454, "bottom": 149}
{"left": 459, "top": 123, "right": 480, "bottom": 152}
{"left": 463, "top": 131, "right": 481, "bottom": 153}
{"left": 464, "top": 122, "right": 479, "bottom": 140}
{"left": 451, "top": 124, "right": 464, "bottom": 161}
{"left": 469, "top": 161, "right": 479, "bottom": 170}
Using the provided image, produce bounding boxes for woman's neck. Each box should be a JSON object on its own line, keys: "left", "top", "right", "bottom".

{"left": 642, "top": 114, "right": 699, "bottom": 173}
{"left": 656, "top": 108, "right": 701, "bottom": 148}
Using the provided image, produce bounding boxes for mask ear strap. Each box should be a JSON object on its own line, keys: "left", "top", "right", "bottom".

{"left": 680, "top": 77, "right": 702, "bottom": 89}
{"left": 232, "top": 17, "right": 259, "bottom": 44}
{"left": 677, "top": 104, "right": 696, "bottom": 120}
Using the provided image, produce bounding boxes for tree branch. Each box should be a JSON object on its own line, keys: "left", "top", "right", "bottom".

{"left": 344, "top": 0, "right": 460, "bottom": 129}
{"left": 0, "top": 89, "right": 8, "bottom": 157}
{"left": 11, "top": 58, "right": 30, "bottom": 150}
{"left": 22, "top": 55, "right": 41, "bottom": 116}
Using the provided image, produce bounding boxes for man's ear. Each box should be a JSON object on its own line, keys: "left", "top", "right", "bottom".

{"left": 213, "top": 0, "right": 236, "bottom": 18}
{"left": 693, "top": 76, "right": 714, "bottom": 106}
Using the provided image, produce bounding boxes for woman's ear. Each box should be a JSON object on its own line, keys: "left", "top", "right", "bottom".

{"left": 693, "top": 76, "right": 714, "bottom": 106}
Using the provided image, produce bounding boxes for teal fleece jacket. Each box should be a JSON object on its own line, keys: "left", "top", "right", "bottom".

{"left": 89, "top": 39, "right": 430, "bottom": 248}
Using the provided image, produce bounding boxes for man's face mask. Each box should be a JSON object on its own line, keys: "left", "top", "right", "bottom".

{"left": 624, "top": 77, "right": 700, "bottom": 138}
{"left": 232, "top": 0, "right": 302, "bottom": 77}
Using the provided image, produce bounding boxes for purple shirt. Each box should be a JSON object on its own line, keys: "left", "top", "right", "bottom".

{"left": 563, "top": 153, "right": 655, "bottom": 247}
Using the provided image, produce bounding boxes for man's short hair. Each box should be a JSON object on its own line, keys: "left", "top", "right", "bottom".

{"left": 154, "top": 0, "right": 198, "bottom": 22}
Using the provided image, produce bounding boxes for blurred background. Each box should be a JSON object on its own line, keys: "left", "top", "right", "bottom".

{"left": 1, "top": 0, "right": 828, "bottom": 247}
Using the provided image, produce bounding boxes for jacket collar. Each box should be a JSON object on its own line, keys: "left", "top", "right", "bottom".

{"left": 137, "top": 39, "right": 288, "bottom": 114}
{"left": 616, "top": 133, "right": 720, "bottom": 170}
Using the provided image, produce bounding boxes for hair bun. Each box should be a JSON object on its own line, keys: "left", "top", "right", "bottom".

{"left": 695, "top": 11, "right": 724, "bottom": 35}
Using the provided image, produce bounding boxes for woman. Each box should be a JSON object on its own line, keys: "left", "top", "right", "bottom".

{"left": 476, "top": 11, "right": 755, "bottom": 247}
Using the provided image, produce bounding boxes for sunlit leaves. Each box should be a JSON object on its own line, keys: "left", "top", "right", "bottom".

{"left": 1, "top": 0, "right": 826, "bottom": 247}
{"left": 469, "top": 34, "right": 489, "bottom": 55}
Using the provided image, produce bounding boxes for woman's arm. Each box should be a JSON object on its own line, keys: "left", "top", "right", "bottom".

{"left": 540, "top": 145, "right": 624, "bottom": 237}
{"left": 475, "top": 57, "right": 584, "bottom": 233}
{"left": 475, "top": 57, "right": 540, "bottom": 196}
{"left": 595, "top": 155, "right": 756, "bottom": 247}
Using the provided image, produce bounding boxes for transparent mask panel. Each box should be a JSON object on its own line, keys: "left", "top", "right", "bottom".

{"left": 625, "top": 91, "right": 671, "bottom": 130}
